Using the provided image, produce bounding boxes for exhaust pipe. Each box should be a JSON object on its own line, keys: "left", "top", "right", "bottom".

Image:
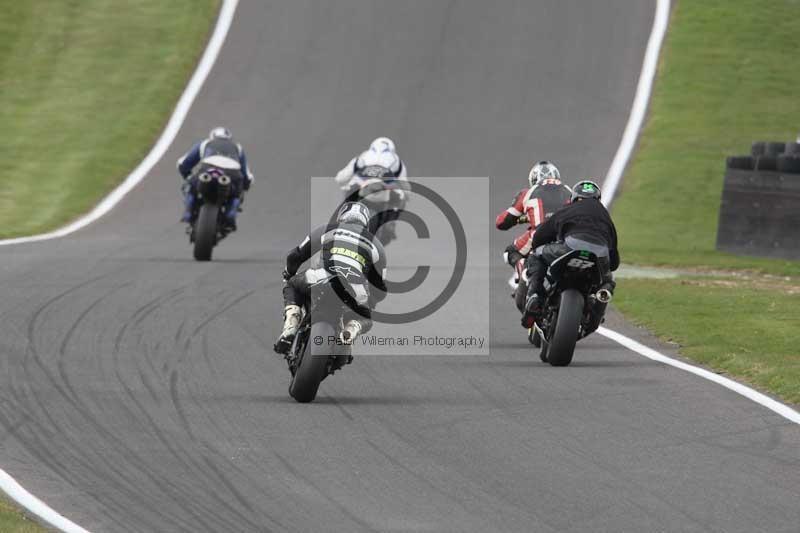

{"left": 198, "top": 172, "right": 212, "bottom": 183}
{"left": 595, "top": 288, "right": 612, "bottom": 304}
{"left": 218, "top": 174, "right": 231, "bottom": 186}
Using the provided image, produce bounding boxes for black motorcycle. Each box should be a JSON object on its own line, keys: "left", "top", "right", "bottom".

{"left": 531, "top": 249, "right": 612, "bottom": 366}
{"left": 189, "top": 163, "right": 238, "bottom": 261}
{"left": 285, "top": 278, "right": 366, "bottom": 403}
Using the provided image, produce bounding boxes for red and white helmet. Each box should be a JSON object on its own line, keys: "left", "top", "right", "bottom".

{"left": 528, "top": 160, "right": 561, "bottom": 187}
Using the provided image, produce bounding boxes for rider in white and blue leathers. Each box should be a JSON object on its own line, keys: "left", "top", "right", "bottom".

{"left": 176, "top": 127, "right": 254, "bottom": 227}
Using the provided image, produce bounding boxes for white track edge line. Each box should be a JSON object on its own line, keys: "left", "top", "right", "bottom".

{"left": 598, "top": 327, "right": 800, "bottom": 424}
{"left": 599, "top": 0, "right": 800, "bottom": 425}
{"left": 0, "top": 0, "right": 240, "bottom": 247}
{"left": 601, "top": 0, "right": 670, "bottom": 208}
{"left": 0, "top": 470, "right": 90, "bottom": 533}
{"left": 0, "top": 2, "right": 240, "bottom": 532}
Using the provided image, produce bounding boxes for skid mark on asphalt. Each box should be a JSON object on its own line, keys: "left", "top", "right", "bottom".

{"left": 113, "top": 284, "right": 293, "bottom": 530}
{"left": 57, "top": 282, "right": 134, "bottom": 405}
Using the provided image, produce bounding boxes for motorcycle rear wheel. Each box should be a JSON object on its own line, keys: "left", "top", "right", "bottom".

{"left": 193, "top": 203, "right": 218, "bottom": 261}
{"left": 515, "top": 279, "right": 528, "bottom": 314}
{"left": 547, "top": 289, "right": 583, "bottom": 367}
{"left": 289, "top": 321, "right": 334, "bottom": 403}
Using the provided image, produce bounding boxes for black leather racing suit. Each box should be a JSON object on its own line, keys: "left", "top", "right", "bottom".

{"left": 283, "top": 222, "right": 388, "bottom": 332}
{"left": 524, "top": 198, "right": 619, "bottom": 327}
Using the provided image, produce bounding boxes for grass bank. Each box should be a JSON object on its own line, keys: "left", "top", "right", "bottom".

{"left": 616, "top": 277, "right": 800, "bottom": 405}
{"left": 0, "top": 0, "right": 220, "bottom": 238}
{"left": 0, "top": 0, "right": 221, "bottom": 527}
{"left": 0, "top": 496, "right": 45, "bottom": 532}
{"left": 613, "top": 0, "right": 800, "bottom": 277}
{"left": 611, "top": 0, "right": 800, "bottom": 406}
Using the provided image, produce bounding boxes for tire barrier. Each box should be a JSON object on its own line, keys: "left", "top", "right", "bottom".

{"left": 717, "top": 141, "right": 800, "bottom": 259}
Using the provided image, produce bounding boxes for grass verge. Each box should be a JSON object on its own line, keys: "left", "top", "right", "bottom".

{"left": 0, "top": 0, "right": 220, "bottom": 526}
{"left": 0, "top": 0, "right": 220, "bottom": 238}
{"left": 0, "top": 496, "right": 45, "bottom": 532}
{"left": 611, "top": 0, "right": 800, "bottom": 406}
{"left": 612, "top": 0, "right": 800, "bottom": 277}
{"left": 615, "top": 277, "right": 800, "bottom": 405}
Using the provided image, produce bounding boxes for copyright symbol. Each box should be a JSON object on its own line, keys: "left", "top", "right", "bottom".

{"left": 313, "top": 336, "right": 323, "bottom": 345}
{"left": 326, "top": 180, "right": 467, "bottom": 325}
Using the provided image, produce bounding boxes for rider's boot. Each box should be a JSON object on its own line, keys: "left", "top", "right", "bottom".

{"left": 180, "top": 191, "right": 194, "bottom": 223}
{"left": 273, "top": 305, "right": 302, "bottom": 355}
{"left": 223, "top": 197, "right": 240, "bottom": 231}
{"left": 339, "top": 320, "right": 362, "bottom": 345}
{"left": 521, "top": 255, "right": 546, "bottom": 328}
{"left": 521, "top": 293, "right": 543, "bottom": 329}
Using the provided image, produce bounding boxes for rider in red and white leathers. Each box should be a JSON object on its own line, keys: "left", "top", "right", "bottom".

{"left": 496, "top": 161, "right": 571, "bottom": 271}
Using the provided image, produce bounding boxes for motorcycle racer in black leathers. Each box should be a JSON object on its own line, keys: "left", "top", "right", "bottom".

{"left": 274, "top": 202, "right": 388, "bottom": 354}
{"left": 521, "top": 180, "right": 619, "bottom": 329}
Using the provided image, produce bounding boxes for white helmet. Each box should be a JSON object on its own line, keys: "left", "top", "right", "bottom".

{"left": 209, "top": 127, "right": 233, "bottom": 140}
{"left": 369, "top": 137, "right": 396, "bottom": 154}
{"left": 528, "top": 160, "right": 561, "bottom": 187}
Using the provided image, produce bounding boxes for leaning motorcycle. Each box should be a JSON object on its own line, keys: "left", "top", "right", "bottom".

{"left": 189, "top": 156, "right": 241, "bottom": 261}
{"left": 285, "top": 276, "right": 367, "bottom": 403}
{"left": 532, "top": 249, "right": 612, "bottom": 366}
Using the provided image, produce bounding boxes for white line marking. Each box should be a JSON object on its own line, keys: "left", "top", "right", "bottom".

{"left": 0, "top": 1, "right": 241, "bottom": 531}
{"left": 598, "top": 327, "right": 800, "bottom": 424}
{"left": 598, "top": 0, "right": 800, "bottom": 425}
{"left": 0, "top": 470, "right": 90, "bottom": 533}
{"left": 601, "top": 0, "right": 670, "bottom": 208}
{"left": 0, "top": 0, "right": 240, "bottom": 247}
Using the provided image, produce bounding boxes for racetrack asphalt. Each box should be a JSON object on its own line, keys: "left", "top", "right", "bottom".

{"left": 0, "top": 1, "right": 798, "bottom": 532}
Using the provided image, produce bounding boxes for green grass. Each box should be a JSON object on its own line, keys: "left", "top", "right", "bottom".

{"left": 0, "top": 496, "right": 45, "bottom": 532}
{"left": 615, "top": 278, "right": 800, "bottom": 405}
{"left": 611, "top": 0, "right": 800, "bottom": 405}
{"left": 0, "top": 0, "right": 220, "bottom": 238}
{"left": 612, "top": 0, "right": 800, "bottom": 276}
{"left": 0, "top": 0, "right": 221, "bottom": 526}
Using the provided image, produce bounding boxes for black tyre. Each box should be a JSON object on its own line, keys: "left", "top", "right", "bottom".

{"left": 514, "top": 279, "right": 528, "bottom": 313}
{"left": 193, "top": 203, "right": 218, "bottom": 261}
{"left": 750, "top": 141, "right": 765, "bottom": 157}
{"left": 764, "top": 142, "right": 786, "bottom": 156}
{"left": 726, "top": 156, "right": 754, "bottom": 170}
{"left": 784, "top": 142, "right": 800, "bottom": 156}
{"left": 783, "top": 142, "right": 800, "bottom": 155}
{"left": 756, "top": 156, "right": 778, "bottom": 171}
{"left": 547, "top": 289, "right": 583, "bottom": 367}
{"left": 289, "top": 321, "right": 333, "bottom": 403}
{"left": 777, "top": 155, "right": 800, "bottom": 174}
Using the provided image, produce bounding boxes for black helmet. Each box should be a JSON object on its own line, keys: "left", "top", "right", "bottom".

{"left": 336, "top": 202, "right": 372, "bottom": 227}
{"left": 571, "top": 180, "right": 602, "bottom": 202}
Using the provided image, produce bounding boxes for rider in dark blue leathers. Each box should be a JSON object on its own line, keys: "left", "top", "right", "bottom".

{"left": 176, "top": 127, "right": 254, "bottom": 228}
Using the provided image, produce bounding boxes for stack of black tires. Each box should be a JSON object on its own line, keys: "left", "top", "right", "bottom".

{"left": 717, "top": 139, "right": 800, "bottom": 259}
{"left": 727, "top": 140, "right": 800, "bottom": 173}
